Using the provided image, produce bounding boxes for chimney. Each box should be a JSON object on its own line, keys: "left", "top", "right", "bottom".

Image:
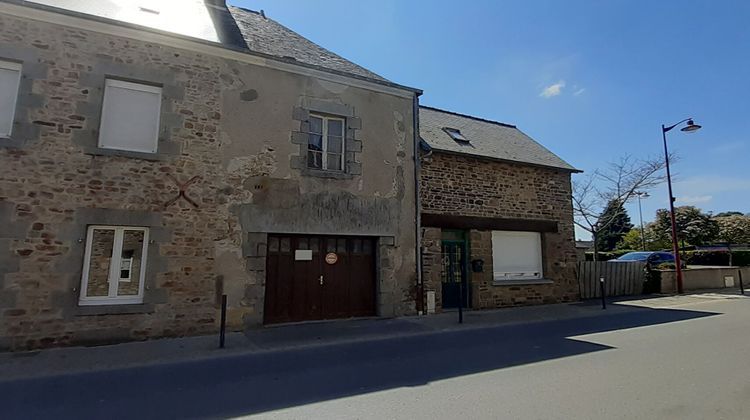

{"left": 204, "top": 0, "right": 247, "bottom": 49}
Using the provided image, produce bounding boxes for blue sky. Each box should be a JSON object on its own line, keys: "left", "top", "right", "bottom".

{"left": 234, "top": 0, "right": 750, "bottom": 238}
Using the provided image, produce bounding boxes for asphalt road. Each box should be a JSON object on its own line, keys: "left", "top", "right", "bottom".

{"left": 2, "top": 295, "right": 748, "bottom": 419}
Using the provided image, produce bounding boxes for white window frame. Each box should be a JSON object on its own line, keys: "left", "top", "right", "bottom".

{"left": 491, "top": 230, "right": 544, "bottom": 281}
{"left": 0, "top": 60, "right": 22, "bottom": 138}
{"left": 98, "top": 79, "right": 162, "bottom": 153}
{"left": 79, "top": 226, "right": 149, "bottom": 306}
{"left": 308, "top": 114, "right": 345, "bottom": 171}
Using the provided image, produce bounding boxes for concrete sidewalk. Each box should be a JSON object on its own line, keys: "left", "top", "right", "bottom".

{"left": 0, "top": 290, "right": 745, "bottom": 381}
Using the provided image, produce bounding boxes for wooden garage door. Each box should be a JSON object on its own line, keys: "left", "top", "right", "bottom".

{"left": 264, "top": 235, "right": 376, "bottom": 324}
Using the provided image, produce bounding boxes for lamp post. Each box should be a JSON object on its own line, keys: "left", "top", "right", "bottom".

{"left": 635, "top": 191, "right": 649, "bottom": 251}
{"left": 661, "top": 118, "right": 701, "bottom": 294}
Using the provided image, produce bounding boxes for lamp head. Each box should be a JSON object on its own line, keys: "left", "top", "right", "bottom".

{"left": 680, "top": 119, "right": 702, "bottom": 133}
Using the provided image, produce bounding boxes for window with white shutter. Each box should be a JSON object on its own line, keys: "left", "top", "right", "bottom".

{"left": 491, "top": 231, "right": 544, "bottom": 281}
{"left": 0, "top": 60, "right": 22, "bottom": 137}
{"left": 98, "top": 79, "right": 162, "bottom": 153}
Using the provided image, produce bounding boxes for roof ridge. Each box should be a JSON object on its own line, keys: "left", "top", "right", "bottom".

{"left": 420, "top": 105, "right": 517, "bottom": 129}
{"left": 226, "top": 5, "right": 389, "bottom": 83}
{"left": 227, "top": 5, "right": 262, "bottom": 15}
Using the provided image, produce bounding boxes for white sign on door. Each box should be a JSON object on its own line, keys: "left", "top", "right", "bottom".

{"left": 295, "top": 250, "right": 313, "bottom": 261}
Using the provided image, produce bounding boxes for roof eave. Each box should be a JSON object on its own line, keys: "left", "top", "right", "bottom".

{"left": 420, "top": 105, "right": 516, "bottom": 128}
{"left": 428, "top": 147, "right": 583, "bottom": 173}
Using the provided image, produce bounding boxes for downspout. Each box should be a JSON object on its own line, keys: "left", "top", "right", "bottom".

{"left": 412, "top": 92, "right": 424, "bottom": 314}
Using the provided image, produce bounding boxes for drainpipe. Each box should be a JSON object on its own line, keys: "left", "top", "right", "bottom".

{"left": 412, "top": 92, "right": 424, "bottom": 314}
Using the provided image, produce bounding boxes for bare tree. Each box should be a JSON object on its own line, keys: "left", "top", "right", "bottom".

{"left": 573, "top": 155, "right": 671, "bottom": 261}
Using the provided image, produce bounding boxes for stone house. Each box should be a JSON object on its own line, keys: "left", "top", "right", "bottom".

{"left": 0, "top": 0, "right": 421, "bottom": 350}
{"left": 418, "top": 106, "right": 580, "bottom": 312}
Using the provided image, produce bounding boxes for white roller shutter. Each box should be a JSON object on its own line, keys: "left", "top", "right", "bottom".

{"left": 491, "top": 231, "right": 544, "bottom": 281}
{"left": 98, "top": 79, "right": 162, "bottom": 153}
{"left": 0, "top": 61, "right": 22, "bottom": 137}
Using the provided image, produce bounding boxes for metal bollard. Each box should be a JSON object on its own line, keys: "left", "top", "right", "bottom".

{"left": 458, "top": 282, "right": 464, "bottom": 324}
{"left": 219, "top": 294, "right": 227, "bottom": 349}
{"left": 739, "top": 270, "right": 745, "bottom": 296}
{"left": 600, "top": 277, "right": 606, "bottom": 310}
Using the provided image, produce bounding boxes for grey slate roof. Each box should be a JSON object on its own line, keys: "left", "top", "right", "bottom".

{"left": 227, "top": 6, "right": 388, "bottom": 82}
{"left": 419, "top": 106, "right": 579, "bottom": 172}
{"left": 24, "top": 1, "right": 389, "bottom": 83}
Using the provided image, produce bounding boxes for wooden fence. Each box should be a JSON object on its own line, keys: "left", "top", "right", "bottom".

{"left": 577, "top": 261, "right": 646, "bottom": 299}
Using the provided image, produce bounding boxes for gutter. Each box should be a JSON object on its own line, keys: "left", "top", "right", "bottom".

{"left": 413, "top": 92, "right": 424, "bottom": 315}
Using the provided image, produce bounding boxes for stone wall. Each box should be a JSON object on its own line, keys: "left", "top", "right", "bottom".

{"left": 661, "top": 267, "right": 750, "bottom": 293}
{"left": 421, "top": 152, "right": 573, "bottom": 220}
{"left": 468, "top": 229, "right": 578, "bottom": 308}
{"left": 421, "top": 227, "right": 443, "bottom": 311}
{"left": 419, "top": 152, "right": 579, "bottom": 311}
{"left": 0, "top": 12, "right": 417, "bottom": 350}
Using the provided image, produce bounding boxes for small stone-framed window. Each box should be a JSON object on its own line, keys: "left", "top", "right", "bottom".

{"left": 0, "top": 60, "right": 22, "bottom": 138}
{"left": 79, "top": 226, "right": 149, "bottom": 306}
{"left": 308, "top": 114, "right": 345, "bottom": 171}
{"left": 98, "top": 79, "right": 162, "bottom": 154}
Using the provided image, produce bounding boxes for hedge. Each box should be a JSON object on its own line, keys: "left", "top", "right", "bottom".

{"left": 682, "top": 250, "right": 750, "bottom": 267}
{"left": 682, "top": 250, "right": 730, "bottom": 266}
{"left": 585, "top": 250, "right": 750, "bottom": 266}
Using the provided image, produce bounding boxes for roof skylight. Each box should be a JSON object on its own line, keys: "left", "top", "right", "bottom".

{"left": 139, "top": 6, "right": 160, "bottom": 15}
{"left": 443, "top": 127, "right": 469, "bottom": 143}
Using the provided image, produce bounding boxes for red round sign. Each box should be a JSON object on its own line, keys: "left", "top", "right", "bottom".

{"left": 325, "top": 252, "right": 338, "bottom": 265}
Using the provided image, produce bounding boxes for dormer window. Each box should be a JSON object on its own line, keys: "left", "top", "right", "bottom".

{"left": 139, "top": 6, "right": 160, "bottom": 14}
{"left": 443, "top": 127, "right": 469, "bottom": 143}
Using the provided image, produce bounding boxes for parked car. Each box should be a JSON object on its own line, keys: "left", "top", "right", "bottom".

{"left": 610, "top": 251, "right": 685, "bottom": 268}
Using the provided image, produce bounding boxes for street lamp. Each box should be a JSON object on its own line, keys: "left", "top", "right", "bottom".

{"left": 635, "top": 191, "right": 649, "bottom": 251}
{"left": 662, "top": 118, "right": 702, "bottom": 294}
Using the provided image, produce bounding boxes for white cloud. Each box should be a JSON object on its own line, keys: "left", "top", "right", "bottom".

{"left": 573, "top": 88, "right": 586, "bottom": 96}
{"left": 540, "top": 80, "right": 565, "bottom": 98}
{"left": 676, "top": 195, "right": 713, "bottom": 205}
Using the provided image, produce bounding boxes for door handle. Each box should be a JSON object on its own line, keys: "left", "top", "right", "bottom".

{"left": 319, "top": 275, "right": 324, "bottom": 285}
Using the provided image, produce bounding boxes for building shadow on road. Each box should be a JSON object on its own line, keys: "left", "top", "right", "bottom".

{"left": 0, "top": 305, "right": 718, "bottom": 419}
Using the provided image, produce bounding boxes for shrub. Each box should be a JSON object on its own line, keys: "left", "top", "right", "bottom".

{"left": 643, "top": 268, "right": 662, "bottom": 294}
{"left": 682, "top": 250, "right": 730, "bottom": 266}
{"left": 657, "top": 262, "right": 676, "bottom": 269}
{"left": 731, "top": 250, "right": 750, "bottom": 266}
{"left": 680, "top": 250, "right": 750, "bottom": 266}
